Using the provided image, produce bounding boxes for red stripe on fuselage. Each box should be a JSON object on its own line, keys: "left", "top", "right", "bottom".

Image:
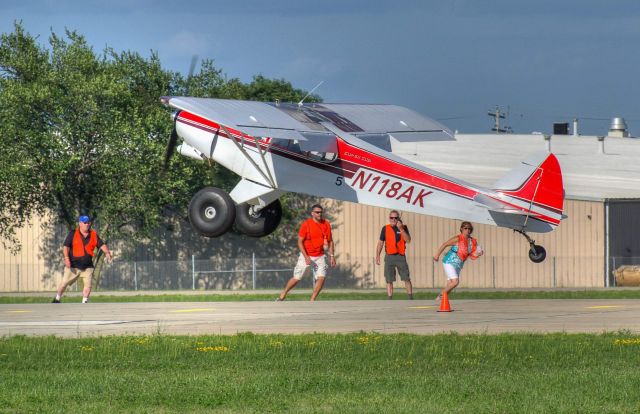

{"left": 336, "top": 140, "right": 477, "bottom": 200}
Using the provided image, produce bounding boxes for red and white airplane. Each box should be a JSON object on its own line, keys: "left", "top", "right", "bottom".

{"left": 161, "top": 97, "right": 564, "bottom": 262}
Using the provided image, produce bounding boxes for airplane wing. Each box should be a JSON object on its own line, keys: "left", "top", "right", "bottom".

{"left": 162, "top": 97, "right": 454, "bottom": 147}
{"left": 162, "top": 97, "right": 309, "bottom": 141}
{"left": 317, "top": 103, "right": 454, "bottom": 142}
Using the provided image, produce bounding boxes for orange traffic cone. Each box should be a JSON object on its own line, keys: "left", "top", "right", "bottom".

{"left": 437, "top": 291, "right": 452, "bottom": 312}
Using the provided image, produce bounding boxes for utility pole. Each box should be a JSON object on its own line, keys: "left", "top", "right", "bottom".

{"left": 488, "top": 106, "right": 507, "bottom": 133}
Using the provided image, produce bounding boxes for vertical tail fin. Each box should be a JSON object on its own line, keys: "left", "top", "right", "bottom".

{"left": 492, "top": 152, "right": 564, "bottom": 227}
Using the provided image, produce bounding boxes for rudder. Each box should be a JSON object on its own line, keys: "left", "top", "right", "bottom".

{"left": 492, "top": 152, "right": 564, "bottom": 225}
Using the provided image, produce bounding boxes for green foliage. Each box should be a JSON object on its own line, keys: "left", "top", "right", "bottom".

{"left": 0, "top": 23, "right": 322, "bottom": 254}
{"left": 1, "top": 332, "right": 640, "bottom": 412}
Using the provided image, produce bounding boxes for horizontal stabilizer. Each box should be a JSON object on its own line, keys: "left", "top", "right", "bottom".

{"left": 474, "top": 194, "right": 542, "bottom": 217}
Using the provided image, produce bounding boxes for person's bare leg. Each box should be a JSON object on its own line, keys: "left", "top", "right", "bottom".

{"left": 310, "top": 277, "right": 326, "bottom": 301}
{"left": 444, "top": 278, "right": 459, "bottom": 295}
{"left": 404, "top": 280, "right": 413, "bottom": 298}
{"left": 82, "top": 286, "right": 92, "bottom": 303}
{"left": 386, "top": 282, "right": 393, "bottom": 299}
{"left": 278, "top": 278, "right": 299, "bottom": 300}
{"left": 55, "top": 268, "right": 76, "bottom": 300}
{"left": 56, "top": 282, "right": 68, "bottom": 297}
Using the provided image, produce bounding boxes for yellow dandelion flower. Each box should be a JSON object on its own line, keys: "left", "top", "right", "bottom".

{"left": 131, "top": 336, "right": 151, "bottom": 345}
{"left": 357, "top": 336, "right": 369, "bottom": 345}
{"left": 196, "top": 346, "right": 230, "bottom": 352}
{"left": 614, "top": 338, "right": 640, "bottom": 346}
{"left": 80, "top": 346, "right": 94, "bottom": 352}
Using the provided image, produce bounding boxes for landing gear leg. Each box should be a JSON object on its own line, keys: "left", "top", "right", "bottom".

{"left": 514, "top": 229, "right": 547, "bottom": 263}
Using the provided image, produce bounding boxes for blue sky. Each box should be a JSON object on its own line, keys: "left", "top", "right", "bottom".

{"left": 3, "top": 0, "right": 640, "bottom": 135}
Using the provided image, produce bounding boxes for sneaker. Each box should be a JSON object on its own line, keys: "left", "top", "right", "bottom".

{"left": 52, "top": 298, "right": 60, "bottom": 303}
{"left": 275, "top": 297, "right": 284, "bottom": 302}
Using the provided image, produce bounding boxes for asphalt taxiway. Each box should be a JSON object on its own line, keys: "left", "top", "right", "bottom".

{"left": 1, "top": 298, "right": 639, "bottom": 337}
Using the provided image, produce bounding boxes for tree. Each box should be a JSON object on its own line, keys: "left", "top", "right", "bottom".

{"left": 0, "top": 23, "right": 229, "bottom": 255}
{"left": 0, "top": 23, "right": 323, "bottom": 256}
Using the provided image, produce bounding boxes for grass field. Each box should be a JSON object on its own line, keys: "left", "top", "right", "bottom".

{"left": 2, "top": 289, "right": 640, "bottom": 304}
{"left": 1, "top": 332, "right": 640, "bottom": 413}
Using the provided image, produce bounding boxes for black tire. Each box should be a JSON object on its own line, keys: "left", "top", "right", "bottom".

{"left": 234, "top": 199, "right": 282, "bottom": 237}
{"left": 188, "top": 187, "right": 236, "bottom": 237}
{"left": 528, "top": 245, "right": 547, "bottom": 263}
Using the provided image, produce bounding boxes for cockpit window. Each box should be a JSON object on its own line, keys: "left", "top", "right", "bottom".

{"left": 271, "top": 138, "right": 337, "bottom": 163}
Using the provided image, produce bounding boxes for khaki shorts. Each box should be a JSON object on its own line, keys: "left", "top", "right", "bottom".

{"left": 293, "top": 253, "right": 328, "bottom": 280}
{"left": 61, "top": 267, "right": 94, "bottom": 289}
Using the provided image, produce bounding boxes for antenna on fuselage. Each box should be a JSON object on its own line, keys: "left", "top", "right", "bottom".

{"left": 298, "top": 80, "right": 324, "bottom": 108}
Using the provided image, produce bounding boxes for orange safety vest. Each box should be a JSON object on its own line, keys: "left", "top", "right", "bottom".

{"left": 456, "top": 234, "right": 478, "bottom": 261}
{"left": 384, "top": 224, "right": 406, "bottom": 255}
{"left": 72, "top": 229, "right": 98, "bottom": 258}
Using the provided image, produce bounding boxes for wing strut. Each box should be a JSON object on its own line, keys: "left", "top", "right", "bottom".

{"left": 219, "top": 124, "right": 276, "bottom": 188}
{"left": 252, "top": 136, "right": 276, "bottom": 187}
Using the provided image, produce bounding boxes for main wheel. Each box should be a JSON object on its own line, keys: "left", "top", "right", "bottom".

{"left": 234, "top": 199, "right": 282, "bottom": 237}
{"left": 188, "top": 187, "right": 236, "bottom": 237}
{"left": 528, "top": 245, "right": 547, "bottom": 263}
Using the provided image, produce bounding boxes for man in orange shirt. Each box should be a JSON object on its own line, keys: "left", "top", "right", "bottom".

{"left": 277, "top": 204, "right": 336, "bottom": 301}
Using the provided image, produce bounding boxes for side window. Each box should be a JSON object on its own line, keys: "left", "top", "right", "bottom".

{"left": 271, "top": 138, "right": 302, "bottom": 154}
{"left": 309, "top": 151, "right": 337, "bottom": 162}
{"left": 271, "top": 139, "right": 336, "bottom": 162}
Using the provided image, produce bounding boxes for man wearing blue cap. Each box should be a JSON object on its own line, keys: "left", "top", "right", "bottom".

{"left": 52, "top": 215, "right": 112, "bottom": 303}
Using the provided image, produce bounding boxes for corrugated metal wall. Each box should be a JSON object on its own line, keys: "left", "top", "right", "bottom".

{"left": 0, "top": 214, "right": 65, "bottom": 291}
{"left": 330, "top": 198, "right": 605, "bottom": 288}
{"left": 0, "top": 199, "right": 606, "bottom": 291}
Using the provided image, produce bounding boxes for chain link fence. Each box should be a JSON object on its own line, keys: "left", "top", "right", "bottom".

{"left": 2, "top": 255, "right": 640, "bottom": 292}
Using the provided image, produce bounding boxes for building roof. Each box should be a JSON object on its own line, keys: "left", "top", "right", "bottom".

{"left": 391, "top": 134, "right": 640, "bottom": 200}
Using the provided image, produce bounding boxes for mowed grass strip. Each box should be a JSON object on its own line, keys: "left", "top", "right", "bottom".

{"left": 3, "top": 289, "right": 640, "bottom": 304}
{"left": 1, "top": 333, "right": 640, "bottom": 413}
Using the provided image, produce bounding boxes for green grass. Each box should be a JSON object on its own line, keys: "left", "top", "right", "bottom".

{"left": 2, "top": 289, "right": 640, "bottom": 304}
{"left": 1, "top": 332, "right": 640, "bottom": 413}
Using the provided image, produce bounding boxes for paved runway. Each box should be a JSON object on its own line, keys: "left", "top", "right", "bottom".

{"left": 1, "top": 299, "right": 639, "bottom": 337}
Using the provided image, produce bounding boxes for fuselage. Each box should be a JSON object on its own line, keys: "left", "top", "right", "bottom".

{"left": 175, "top": 110, "right": 561, "bottom": 232}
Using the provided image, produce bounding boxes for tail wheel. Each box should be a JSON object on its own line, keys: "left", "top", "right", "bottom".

{"left": 188, "top": 187, "right": 236, "bottom": 237}
{"left": 234, "top": 199, "right": 282, "bottom": 237}
{"left": 528, "top": 245, "right": 547, "bottom": 263}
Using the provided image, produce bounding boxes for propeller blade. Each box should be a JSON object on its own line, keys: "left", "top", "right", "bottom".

{"left": 163, "top": 127, "right": 179, "bottom": 170}
{"left": 188, "top": 55, "right": 198, "bottom": 79}
{"left": 186, "top": 55, "right": 198, "bottom": 95}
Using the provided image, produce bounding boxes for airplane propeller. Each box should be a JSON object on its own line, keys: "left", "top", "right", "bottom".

{"left": 163, "top": 125, "right": 179, "bottom": 170}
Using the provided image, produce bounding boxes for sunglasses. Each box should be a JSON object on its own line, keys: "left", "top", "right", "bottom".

{"left": 312, "top": 210, "right": 323, "bottom": 214}
{"left": 462, "top": 227, "right": 473, "bottom": 230}
{"left": 389, "top": 216, "right": 399, "bottom": 220}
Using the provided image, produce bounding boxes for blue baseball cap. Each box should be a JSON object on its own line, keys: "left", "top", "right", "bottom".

{"left": 79, "top": 215, "right": 91, "bottom": 223}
